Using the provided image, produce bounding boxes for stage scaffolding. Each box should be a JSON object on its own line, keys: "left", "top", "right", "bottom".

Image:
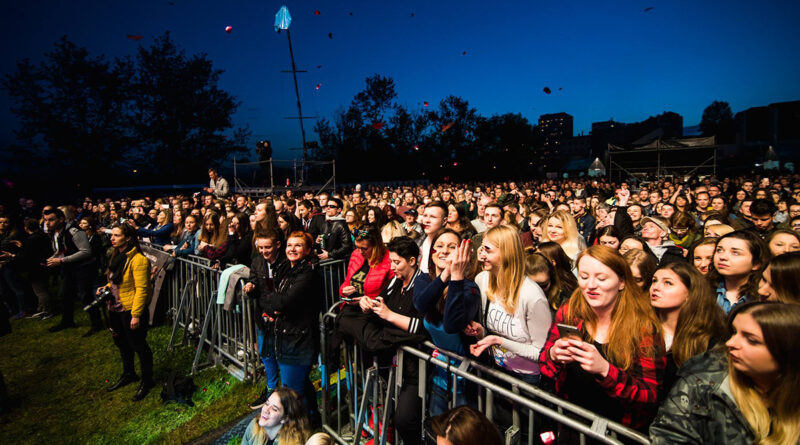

{"left": 606, "top": 136, "right": 717, "bottom": 182}
{"left": 232, "top": 158, "right": 336, "bottom": 197}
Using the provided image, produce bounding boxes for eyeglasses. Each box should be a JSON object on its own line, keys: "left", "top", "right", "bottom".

{"left": 327, "top": 205, "right": 340, "bottom": 209}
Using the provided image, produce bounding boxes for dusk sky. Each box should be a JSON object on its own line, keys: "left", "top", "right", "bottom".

{"left": 3, "top": 0, "right": 800, "bottom": 161}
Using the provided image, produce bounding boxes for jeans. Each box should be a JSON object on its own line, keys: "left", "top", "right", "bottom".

{"left": 0, "top": 266, "right": 29, "bottom": 314}
{"left": 277, "top": 362, "right": 319, "bottom": 421}
{"left": 256, "top": 327, "right": 280, "bottom": 390}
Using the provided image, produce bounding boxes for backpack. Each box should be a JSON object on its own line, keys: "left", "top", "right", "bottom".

{"left": 160, "top": 371, "right": 196, "bottom": 407}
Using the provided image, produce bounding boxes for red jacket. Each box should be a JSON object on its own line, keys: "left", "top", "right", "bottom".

{"left": 339, "top": 249, "right": 394, "bottom": 299}
{"left": 539, "top": 304, "right": 666, "bottom": 431}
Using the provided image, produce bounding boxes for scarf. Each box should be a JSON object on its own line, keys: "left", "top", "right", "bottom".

{"left": 109, "top": 244, "right": 135, "bottom": 285}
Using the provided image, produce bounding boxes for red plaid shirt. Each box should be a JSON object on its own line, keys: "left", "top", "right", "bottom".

{"left": 539, "top": 305, "right": 666, "bottom": 430}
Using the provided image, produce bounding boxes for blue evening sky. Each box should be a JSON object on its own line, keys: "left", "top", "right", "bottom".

{"left": 2, "top": 0, "right": 799, "bottom": 160}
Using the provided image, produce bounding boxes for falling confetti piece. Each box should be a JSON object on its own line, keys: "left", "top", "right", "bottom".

{"left": 202, "top": 387, "right": 207, "bottom": 392}
{"left": 127, "top": 35, "right": 144, "bottom": 41}
{"left": 543, "top": 87, "right": 552, "bottom": 94}
{"left": 225, "top": 381, "right": 230, "bottom": 385}
{"left": 315, "top": 83, "right": 321, "bottom": 90}
{"left": 105, "top": 379, "right": 109, "bottom": 383}
{"left": 423, "top": 101, "right": 429, "bottom": 107}
{"left": 558, "top": 87, "right": 563, "bottom": 91}
{"left": 441, "top": 122, "right": 455, "bottom": 132}
{"left": 453, "top": 162, "right": 458, "bottom": 166}
{"left": 644, "top": 7, "right": 654, "bottom": 12}
{"left": 371, "top": 122, "right": 385, "bottom": 130}
{"left": 317, "top": 65, "right": 322, "bottom": 69}
{"left": 225, "top": 25, "right": 232, "bottom": 33}
{"left": 315, "top": 10, "right": 321, "bottom": 15}
{"left": 328, "top": 32, "right": 333, "bottom": 39}
{"left": 349, "top": 12, "right": 353, "bottom": 16}
{"left": 410, "top": 12, "right": 415, "bottom": 17}
{"left": 432, "top": 349, "right": 439, "bottom": 358}
{"left": 462, "top": 51, "right": 467, "bottom": 55}
{"left": 414, "top": 145, "right": 419, "bottom": 150}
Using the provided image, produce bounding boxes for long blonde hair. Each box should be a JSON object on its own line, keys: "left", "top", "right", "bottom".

{"left": 728, "top": 303, "right": 800, "bottom": 445}
{"left": 565, "top": 245, "right": 662, "bottom": 371}
{"left": 543, "top": 210, "right": 582, "bottom": 259}
{"left": 484, "top": 225, "right": 527, "bottom": 313}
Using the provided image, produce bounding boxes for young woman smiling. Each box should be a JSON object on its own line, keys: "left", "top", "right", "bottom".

{"left": 241, "top": 387, "right": 311, "bottom": 445}
{"left": 650, "top": 302, "right": 800, "bottom": 444}
{"left": 541, "top": 210, "right": 585, "bottom": 262}
{"left": 413, "top": 228, "right": 480, "bottom": 416}
{"left": 539, "top": 245, "right": 666, "bottom": 431}
{"left": 649, "top": 262, "right": 727, "bottom": 395}
{"left": 689, "top": 237, "right": 717, "bottom": 275}
{"left": 708, "top": 231, "right": 770, "bottom": 315}
{"left": 467, "top": 225, "right": 552, "bottom": 384}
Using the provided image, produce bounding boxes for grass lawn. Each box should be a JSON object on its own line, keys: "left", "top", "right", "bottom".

{"left": 0, "top": 310, "right": 260, "bottom": 445}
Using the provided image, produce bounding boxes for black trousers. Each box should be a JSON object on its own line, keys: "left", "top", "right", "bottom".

{"left": 109, "top": 309, "right": 153, "bottom": 382}
{"left": 59, "top": 263, "right": 102, "bottom": 328}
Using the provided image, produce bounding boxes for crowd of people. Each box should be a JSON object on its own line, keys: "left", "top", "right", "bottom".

{"left": 1, "top": 168, "right": 800, "bottom": 444}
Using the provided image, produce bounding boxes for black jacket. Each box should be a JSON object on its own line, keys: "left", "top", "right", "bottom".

{"left": 247, "top": 251, "right": 287, "bottom": 329}
{"left": 303, "top": 214, "right": 327, "bottom": 239}
{"left": 322, "top": 216, "right": 353, "bottom": 260}
{"left": 221, "top": 231, "right": 253, "bottom": 267}
{"left": 259, "top": 258, "right": 323, "bottom": 365}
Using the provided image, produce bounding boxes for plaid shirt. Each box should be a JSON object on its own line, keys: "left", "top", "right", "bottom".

{"left": 539, "top": 305, "right": 666, "bottom": 430}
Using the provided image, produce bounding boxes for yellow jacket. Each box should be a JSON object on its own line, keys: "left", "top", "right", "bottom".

{"left": 108, "top": 247, "right": 152, "bottom": 318}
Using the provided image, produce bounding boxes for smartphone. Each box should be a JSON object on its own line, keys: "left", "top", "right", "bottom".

{"left": 556, "top": 323, "right": 581, "bottom": 340}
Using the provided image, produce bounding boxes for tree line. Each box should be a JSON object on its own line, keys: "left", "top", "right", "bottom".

{"left": 2, "top": 33, "right": 249, "bottom": 192}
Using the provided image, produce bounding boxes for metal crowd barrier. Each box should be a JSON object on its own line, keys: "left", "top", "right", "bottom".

{"left": 319, "top": 333, "right": 651, "bottom": 445}
{"left": 153, "top": 250, "right": 347, "bottom": 381}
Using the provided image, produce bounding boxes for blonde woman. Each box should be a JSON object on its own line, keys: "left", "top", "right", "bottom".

{"left": 467, "top": 225, "right": 552, "bottom": 384}
{"left": 542, "top": 210, "right": 586, "bottom": 262}
{"left": 242, "top": 387, "right": 311, "bottom": 445}
{"left": 650, "top": 302, "right": 800, "bottom": 444}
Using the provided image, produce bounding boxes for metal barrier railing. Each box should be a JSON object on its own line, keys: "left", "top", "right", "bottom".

{"left": 153, "top": 250, "right": 347, "bottom": 381}
{"left": 319, "top": 331, "right": 651, "bottom": 445}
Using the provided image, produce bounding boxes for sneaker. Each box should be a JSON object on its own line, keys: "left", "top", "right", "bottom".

{"left": 40, "top": 312, "right": 56, "bottom": 320}
{"left": 249, "top": 386, "right": 271, "bottom": 410}
{"left": 31, "top": 311, "right": 47, "bottom": 319}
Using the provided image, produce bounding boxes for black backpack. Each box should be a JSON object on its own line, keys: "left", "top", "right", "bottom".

{"left": 160, "top": 371, "right": 196, "bottom": 407}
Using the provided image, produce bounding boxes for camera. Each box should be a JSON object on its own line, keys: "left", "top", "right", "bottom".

{"left": 84, "top": 287, "right": 114, "bottom": 312}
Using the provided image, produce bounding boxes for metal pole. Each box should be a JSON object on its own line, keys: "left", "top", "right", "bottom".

{"left": 270, "top": 158, "right": 274, "bottom": 191}
{"left": 233, "top": 156, "right": 238, "bottom": 193}
{"left": 285, "top": 29, "right": 308, "bottom": 181}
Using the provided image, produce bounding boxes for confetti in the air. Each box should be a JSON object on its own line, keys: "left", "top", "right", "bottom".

{"left": 414, "top": 145, "right": 419, "bottom": 150}
{"left": 127, "top": 35, "right": 144, "bottom": 41}
{"left": 315, "top": 83, "right": 321, "bottom": 90}
{"left": 423, "top": 101, "right": 429, "bottom": 107}
{"left": 328, "top": 32, "right": 333, "bottom": 39}
{"left": 441, "top": 122, "right": 455, "bottom": 133}
{"left": 543, "top": 87, "right": 552, "bottom": 94}
{"left": 371, "top": 122, "right": 385, "bottom": 130}
{"left": 225, "top": 26, "right": 232, "bottom": 33}
{"left": 462, "top": 51, "right": 467, "bottom": 55}
{"left": 315, "top": 10, "right": 321, "bottom": 16}
{"left": 317, "top": 65, "right": 322, "bottom": 69}
{"left": 644, "top": 7, "right": 654, "bottom": 12}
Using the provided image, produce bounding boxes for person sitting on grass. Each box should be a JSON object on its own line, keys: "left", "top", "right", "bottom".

{"left": 241, "top": 387, "right": 311, "bottom": 445}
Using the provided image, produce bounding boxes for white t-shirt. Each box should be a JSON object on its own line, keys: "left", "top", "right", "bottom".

{"left": 419, "top": 236, "right": 432, "bottom": 274}
{"left": 475, "top": 271, "right": 552, "bottom": 375}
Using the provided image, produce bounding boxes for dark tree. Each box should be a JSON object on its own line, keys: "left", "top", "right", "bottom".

{"left": 2, "top": 37, "right": 135, "bottom": 186}
{"left": 133, "top": 33, "right": 248, "bottom": 181}
{"left": 423, "top": 95, "right": 480, "bottom": 180}
{"left": 474, "top": 113, "right": 537, "bottom": 179}
{"left": 700, "top": 100, "right": 735, "bottom": 143}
